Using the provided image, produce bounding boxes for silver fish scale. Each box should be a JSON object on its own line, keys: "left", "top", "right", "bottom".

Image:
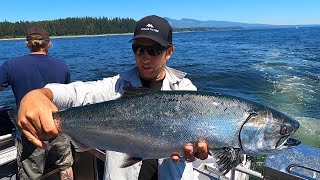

{"left": 56, "top": 91, "right": 275, "bottom": 158}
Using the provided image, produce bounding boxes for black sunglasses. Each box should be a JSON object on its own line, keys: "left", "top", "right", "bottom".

{"left": 132, "top": 44, "right": 169, "bottom": 56}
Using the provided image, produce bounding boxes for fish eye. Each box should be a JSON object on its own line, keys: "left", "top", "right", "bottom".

{"left": 280, "top": 125, "right": 290, "bottom": 136}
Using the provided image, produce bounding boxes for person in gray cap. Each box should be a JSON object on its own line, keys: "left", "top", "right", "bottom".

{"left": 16, "top": 16, "right": 209, "bottom": 180}
{"left": 0, "top": 26, "right": 74, "bottom": 180}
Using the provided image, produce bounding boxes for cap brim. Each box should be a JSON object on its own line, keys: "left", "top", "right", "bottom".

{"left": 130, "top": 34, "right": 169, "bottom": 46}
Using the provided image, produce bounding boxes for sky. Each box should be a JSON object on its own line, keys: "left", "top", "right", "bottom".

{"left": 1, "top": 0, "right": 319, "bottom": 25}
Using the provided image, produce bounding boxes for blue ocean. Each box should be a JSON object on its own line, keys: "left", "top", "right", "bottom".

{"left": 0, "top": 27, "right": 319, "bottom": 148}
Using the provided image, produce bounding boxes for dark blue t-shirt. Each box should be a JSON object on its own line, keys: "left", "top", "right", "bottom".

{"left": 0, "top": 54, "right": 70, "bottom": 106}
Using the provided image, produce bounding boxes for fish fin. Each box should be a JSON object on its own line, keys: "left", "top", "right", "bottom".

{"left": 209, "top": 147, "right": 240, "bottom": 175}
{"left": 120, "top": 156, "right": 143, "bottom": 168}
{"left": 66, "top": 135, "right": 92, "bottom": 152}
{"left": 122, "top": 86, "right": 156, "bottom": 96}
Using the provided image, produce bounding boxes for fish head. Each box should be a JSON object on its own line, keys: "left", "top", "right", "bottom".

{"left": 239, "top": 109, "right": 300, "bottom": 155}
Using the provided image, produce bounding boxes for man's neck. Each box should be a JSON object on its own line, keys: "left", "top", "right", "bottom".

{"left": 140, "top": 77, "right": 164, "bottom": 90}
{"left": 30, "top": 52, "right": 47, "bottom": 55}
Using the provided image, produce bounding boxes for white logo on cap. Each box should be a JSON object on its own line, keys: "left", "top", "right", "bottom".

{"left": 141, "top": 24, "right": 159, "bottom": 33}
{"left": 146, "top": 24, "right": 154, "bottom": 28}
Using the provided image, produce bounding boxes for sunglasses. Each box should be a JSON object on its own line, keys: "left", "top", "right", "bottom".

{"left": 132, "top": 44, "right": 169, "bottom": 56}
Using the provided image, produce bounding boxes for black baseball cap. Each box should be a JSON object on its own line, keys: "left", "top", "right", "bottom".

{"left": 130, "top": 15, "right": 172, "bottom": 46}
{"left": 26, "top": 26, "right": 50, "bottom": 41}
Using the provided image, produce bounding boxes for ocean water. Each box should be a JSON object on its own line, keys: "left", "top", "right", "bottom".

{"left": 0, "top": 27, "right": 319, "bottom": 148}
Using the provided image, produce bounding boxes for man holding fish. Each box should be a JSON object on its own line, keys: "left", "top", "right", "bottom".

{"left": 15, "top": 15, "right": 301, "bottom": 180}
{"left": 17, "top": 15, "right": 210, "bottom": 179}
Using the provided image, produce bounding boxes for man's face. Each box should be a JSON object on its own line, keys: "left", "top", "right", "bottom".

{"left": 133, "top": 38, "right": 173, "bottom": 81}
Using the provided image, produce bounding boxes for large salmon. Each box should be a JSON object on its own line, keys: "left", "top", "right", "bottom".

{"left": 52, "top": 88, "right": 300, "bottom": 174}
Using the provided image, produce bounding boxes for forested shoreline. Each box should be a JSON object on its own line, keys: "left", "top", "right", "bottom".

{"left": 0, "top": 17, "right": 136, "bottom": 39}
{"left": 0, "top": 17, "right": 242, "bottom": 39}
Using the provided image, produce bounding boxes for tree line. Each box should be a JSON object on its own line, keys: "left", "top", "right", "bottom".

{"left": 0, "top": 17, "right": 137, "bottom": 39}
{"left": 0, "top": 16, "right": 242, "bottom": 39}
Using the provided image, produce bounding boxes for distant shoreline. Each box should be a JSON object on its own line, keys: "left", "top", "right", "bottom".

{"left": 0, "top": 31, "right": 204, "bottom": 41}
{"left": 0, "top": 33, "right": 133, "bottom": 41}
{"left": 0, "top": 27, "right": 245, "bottom": 41}
{"left": 0, "top": 29, "right": 236, "bottom": 41}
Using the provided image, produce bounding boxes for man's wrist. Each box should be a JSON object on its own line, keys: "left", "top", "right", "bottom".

{"left": 40, "top": 88, "right": 53, "bottom": 101}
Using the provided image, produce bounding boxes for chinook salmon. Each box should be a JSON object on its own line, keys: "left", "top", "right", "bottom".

{"left": 50, "top": 88, "right": 300, "bottom": 174}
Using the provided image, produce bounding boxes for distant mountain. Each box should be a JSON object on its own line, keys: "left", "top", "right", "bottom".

{"left": 164, "top": 17, "right": 319, "bottom": 29}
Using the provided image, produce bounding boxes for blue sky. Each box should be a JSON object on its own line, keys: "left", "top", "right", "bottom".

{"left": 1, "top": 0, "right": 319, "bottom": 25}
